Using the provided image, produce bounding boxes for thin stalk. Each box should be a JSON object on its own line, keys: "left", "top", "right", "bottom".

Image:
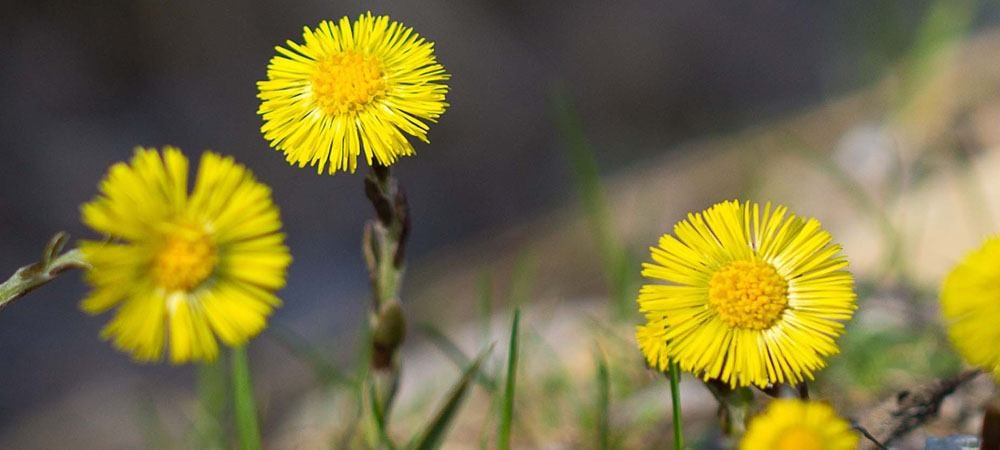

{"left": 231, "top": 346, "right": 262, "bottom": 450}
{"left": 497, "top": 309, "right": 521, "bottom": 450}
{"left": 363, "top": 164, "right": 410, "bottom": 426}
{"left": 595, "top": 352, "right": 610, "bottom": 450}
{"left": 668, "top": 360, "right": 684, "bottom": 450}
{"left": 550, "top": 91, "right": 632, "bottom": 319}
{"left": 195, "top": 357, "right": 228, "bottom": 449}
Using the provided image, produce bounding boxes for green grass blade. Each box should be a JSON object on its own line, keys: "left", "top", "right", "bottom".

{"left": 418, "top": 323, "right": 498, "bottom": 391}
{"left": 137, "top": 394, "right": 174, "bottom": 450}
{"left": 231, "top": 346, "right": 262, "bottom": 450}
{"left": 497, "top": 309, "right": 521, "bottom": 450}
{"left": 369, "top": 380, "right": 398, "bottom": 450}
{"left": 550, "top": 90, "right": 632, "bottom": 318}
{"left": 408, "top": 346, "right": 494, "bottom": 450}
{"left": 268, "top": 325, "right": 352, "bottom": 387}
{"left": 195, "top": 357, "right": 228, "bottom": 449}
{"left": 508, "top": 251, "right": 537, "bottom": 309}
{"left": 595, "top": 351, "right": 610, "bottom": 450}
{"left": 898, "top": 0, "right": 974, "bottom": 102}
{"left": 477, "top": 273, "right": 493, "bottom": 346}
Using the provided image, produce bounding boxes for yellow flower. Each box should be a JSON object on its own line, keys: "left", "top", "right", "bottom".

{"left": 257, "top": 12, "right": 450, "bottom": 174}
{"left": 637, "top": 200, "right": 856, "bottom": 387}
{"left": 940, "top": 236, "right": 1000, "bottom": 378}
{"left": 636, "top": 314, "right": 670, "bottom": 370}
{"left": 80, "top": 147, "right": 291, "bottom": 364}
{"left": 741, "top": 399, "right": 858, "bottom": 450}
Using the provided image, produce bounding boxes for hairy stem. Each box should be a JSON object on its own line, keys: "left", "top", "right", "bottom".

{"left": 363, "top": 164, "right": 410, "bottom": 420}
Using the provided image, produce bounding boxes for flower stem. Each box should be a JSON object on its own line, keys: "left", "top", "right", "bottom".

{"left": 668, "top": 360, "right": 684, "bottom": 450}
{"left": 363, "top": 164, "right": 410, "bottom": 419}
{"left": 195, "top": 357, "right": 227, "bottom": 449}
{"left": 231, "top": 346, "right": 262, "bottom": 450}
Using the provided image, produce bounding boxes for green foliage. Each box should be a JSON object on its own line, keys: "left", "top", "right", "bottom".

{"left": 498, "top": 309, "right": 521, "bottom": 450}
{"left": 824, "top": 323, "right": 963, "bottom": 394}
{"left": 477, "top": 273, "right": 494, "bottom": 346}
{"left": 269, "top": 325, "right": 353, "bottom": 387}
{"left": 369, "top": 381, "right": 398, "bottom": 450}
{"left": 419, "top": 323, "right": 498, "bottom": 391}
{"left": 595, "top": 351, "right": 610, "bottom": 450}
{"left": 508, "top": 251, "right": 538, "bottom": 310}
{"left": 551, "top": 91, "right": 634, "bottom": 320}
{"left": 900, "top": 0, "right": 975, "bottom": 100}
{"left": 408, "top": 346, "right": 493, "bottom": 450}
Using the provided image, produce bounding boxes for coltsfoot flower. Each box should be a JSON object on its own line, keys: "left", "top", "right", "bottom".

{"left": 636, "top": 314, "right": 670, "bottom": 370}
{"left": 258, "top": 12, "right": 450, "bottom": 174}
{"left": 80, "top": 147, "right": 291, "bottom": 363}
{"left": 940, "top": 236, "right": 1000, "bottom": 378}
{"left": 741, "top": 399, "right": 858, "bottom": 450}
{"left": 637, "top": 200, "right": 856, "bottom": 387}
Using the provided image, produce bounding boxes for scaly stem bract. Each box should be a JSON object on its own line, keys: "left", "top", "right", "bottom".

{"left": 363, "top": 164, "right": 410, "bottom": 423}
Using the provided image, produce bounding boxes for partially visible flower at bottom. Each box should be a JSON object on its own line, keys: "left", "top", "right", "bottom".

{"left": 741, "top": 399, "right": 858, "bottom": 450}
{"left": 940, "top": 236, "right": 1000, "bottom": 378}
{"left": 80, "top": 147, "right": 291, "bottom": 364}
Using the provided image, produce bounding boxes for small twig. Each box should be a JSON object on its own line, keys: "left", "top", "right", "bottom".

{"left": 0, "top": 232, "right": 89, "bottom": 310}
{"left": 851, "top": 421, "right": 888, "bottom": 450}
{"left": 855, "top": 369, "right": 982, "bottom": 450}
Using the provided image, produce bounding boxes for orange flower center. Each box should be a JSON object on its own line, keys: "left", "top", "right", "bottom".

{"left": 708, "top": 260, "right": 788, "bottom": 330}
{"left": 774, "top": 425, "right": 824, "bottom": 450}
{"left": 311, "top": 51, "right": 387, "bottom": 116}
{"left": 153, "top": 226, "right": 217, "bottom": 292}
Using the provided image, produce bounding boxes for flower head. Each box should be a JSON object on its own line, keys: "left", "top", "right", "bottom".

{"left": 636, "top": 200, "right": 856, "bottom": 387}
{"left": 80, "top": 147, "right": 291, "bottom": 363}
{"left": 940, "top": 236, "right": 1000, "bottom": 378}
{"left": 257, "top": 12, "right": 450, "bottom": 174}
{"left": 741, "top": 399, "right": 858, "bottom": 450}
{"left": 636, "top": 314, "right": 670, "bottom": 370}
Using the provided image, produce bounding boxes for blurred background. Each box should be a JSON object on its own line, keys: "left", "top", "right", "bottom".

{"left": 3, "top": 0, "right": 1000, "bottom": 448}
